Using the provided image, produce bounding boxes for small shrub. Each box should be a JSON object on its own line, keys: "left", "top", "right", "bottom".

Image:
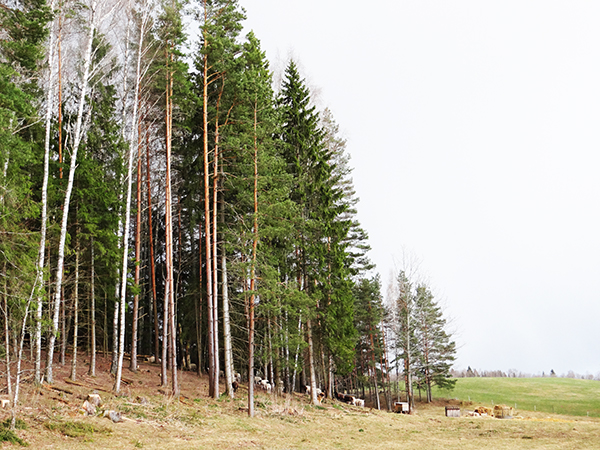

{"left": 44, "top": 421, "right": 111, "bottom": 438}
{"left": 1, "top": 418, "right": 27, "bottom": 430}
{"left": 0, "top": 428, "right": 27, "bottom": 446}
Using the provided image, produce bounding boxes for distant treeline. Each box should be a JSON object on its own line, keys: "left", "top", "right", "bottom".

{"left": 452, "top": 367, "right": 600, "bottom": 380}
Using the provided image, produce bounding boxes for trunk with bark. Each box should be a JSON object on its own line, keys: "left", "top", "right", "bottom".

{"left": 46, "top": 1, "right": 97, "bottom": 383}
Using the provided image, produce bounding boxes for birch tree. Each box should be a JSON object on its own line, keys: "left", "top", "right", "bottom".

{"left": 34, "top": 0, "right": 57, "bottom": 384}
{"left": 46, "top": 0, "right": 99, "bottom": 384}
{"left": 114, "top": 0, "right": 149, "bottom": 394}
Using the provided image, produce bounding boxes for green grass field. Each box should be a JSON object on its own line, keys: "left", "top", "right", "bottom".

{"left": 432, "top": 377, "right": 600, "bottom": 417}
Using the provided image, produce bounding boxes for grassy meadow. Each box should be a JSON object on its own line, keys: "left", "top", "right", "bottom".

{"left": 433, "top": 377, "right": 600, "bottom": 417}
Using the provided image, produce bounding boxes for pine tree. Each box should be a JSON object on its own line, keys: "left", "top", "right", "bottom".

{"left": 188, "top": 0, "right": 245, "bottom": 399}
{"left": 227, "top": 31, "right": 293, "bottom": 413}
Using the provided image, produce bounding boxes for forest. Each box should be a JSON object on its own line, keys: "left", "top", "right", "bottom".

{"left": 0, "top": 0, "right": 455, "bottom": 420}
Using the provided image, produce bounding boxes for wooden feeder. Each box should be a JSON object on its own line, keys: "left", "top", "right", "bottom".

{"left": 445, "top": 406, "right": 460, "bottom": 417}
{"left": 394, "top": 402, "right": 409, "bottom": 414}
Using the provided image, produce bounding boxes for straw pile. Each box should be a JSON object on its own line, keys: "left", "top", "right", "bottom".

{"left": 474, "top": 406, "right": 492, "bottom": 415}
{"left": 493, "top": 404, "right": 514, "bottom": 419}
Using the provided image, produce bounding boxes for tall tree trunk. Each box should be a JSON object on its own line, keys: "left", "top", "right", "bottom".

{"left": 145, "top": 128, "right": 159, "bottom": 360}
{"left": 368, "top": 327, "right": 380, "bottom": 410}
{"left": 130, "top": 107, "right": 143, "bottom": 373}
{"left": 222, "top": 243, "right": 233, "bottom": 397}
{"left": 60, "top": 287, "right": 66, "bottom": 366}
{"left": 367, "top": 302, "right": 380, "bottom": 410}
{"left": 89, "top": 237, "right": 96, "bottom": 376}
{"left": 11, "top": 284, "right": 36, "bottom": 428}
{"left": 201, "top": 12, "right": 215, "bottom": 397}
{"left": 70, "top": 234, "right": 80, "bottom": 381}
{"left": 165, "top": 50, "right": 178, "bottom": 396}
{"left": 46, "top": 1, "right": 96, "bottom": 383}
{"left": 291, "top": 314, "right": 302, "bottom": 393}
{"left": 380, "top": 319, "right": 392, "bottom": 410}
{"left": 34, "top": 0, "right": 57, "bottom": 384}
{"left": 405, "top": 323, "right": 414, "bottom": 412}
{"left": 4, "top": 269, "right": 12, "bottom": 398}
{"left": 306, "top": 318, "right": 318, "bottom": 405}
{"left": 115, "top": 7, "right": 145, "bottom": 393}
{"left": 247, "top": 103, "right": 260, "bottom": 415}
{"left": 211, "top": 110, "right": 221, "bottom": 398}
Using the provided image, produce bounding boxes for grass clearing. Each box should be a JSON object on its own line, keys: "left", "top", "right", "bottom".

{"left": 433, "top": 377, "right": 600, "bottom": 417}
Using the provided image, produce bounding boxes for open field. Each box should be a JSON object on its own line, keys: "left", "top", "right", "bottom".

{"left": 3, "top": 359, "right": 600, "bottom": 449}
{"left": 433, "top": 377, "right": 600, "bottom": 418}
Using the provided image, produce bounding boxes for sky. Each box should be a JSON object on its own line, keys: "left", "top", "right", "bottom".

{"left": 240, "top": 1, "right": 600, "bottom": 376}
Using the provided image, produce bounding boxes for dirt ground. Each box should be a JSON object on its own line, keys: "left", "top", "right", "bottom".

{"left": 3, "top": 355, "right": 600, "bottom": 449}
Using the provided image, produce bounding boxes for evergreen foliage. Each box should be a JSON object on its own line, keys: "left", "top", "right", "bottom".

{"left": 0, "top": 0, "right": 457, "bottom": 416}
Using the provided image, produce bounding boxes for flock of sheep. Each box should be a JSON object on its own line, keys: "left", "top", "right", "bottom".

{"left": 253, "top": 376, "right": 365, "bottom": 407}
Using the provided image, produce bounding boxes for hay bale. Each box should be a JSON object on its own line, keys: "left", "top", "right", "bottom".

{"left": 474, "top": 406, "right": 492, "bottom": 415}
{"left": 493, "top": 404, "right": 514, "bottom": 419}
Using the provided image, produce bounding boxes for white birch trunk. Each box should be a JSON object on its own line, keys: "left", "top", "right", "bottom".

{"left": 3, "top": 277, "right": 12, "bottom": 398}
{"left": 46, "top": 1, "right": 97, "bottom": 384}
{"left": 12, "top": 291, "right": 34, "bottom": 427}
{"left": 34, "top": 0, "right": 58, "bottom": 385}
{"left": 70, "top": 239, "right": 79, "bottom": 381}
{"left": 114, "top": 7, "right": 145, "bottom": 394}
{"left": 111, "top": 8, "right": 132, "bottom": 375}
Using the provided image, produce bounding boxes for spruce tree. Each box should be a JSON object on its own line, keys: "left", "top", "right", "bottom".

{"left": 0, "top": 0, "right": 50, "bottom": 421}
{"left": 413, "top": 284, "right": 456, "bottom": 401}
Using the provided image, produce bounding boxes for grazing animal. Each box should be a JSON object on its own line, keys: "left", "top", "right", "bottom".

{"left": 256, "top": 378, "right": 272, "bottom": 393}
{"left": 317, "top": 392, "right": 326, "bottom": 404}
{"left": 275, "top": 379, "right": 284, "bottom": 395}
{"left": 305, "top": 385, "right": 323, "bottom": 397}
{"left": 335, "top": 391, "right": 355, "bottom": 404}
{"left": 352, "top": 398, "right": 365, "bottom": 407}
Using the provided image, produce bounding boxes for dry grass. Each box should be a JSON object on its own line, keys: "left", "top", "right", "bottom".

{"left": 3, "top": 356, "right": 600, "bottom": 449}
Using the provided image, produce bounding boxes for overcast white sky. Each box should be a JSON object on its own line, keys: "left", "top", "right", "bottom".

{"left": 240, "top": 1, "right": 600, "bottom": 376}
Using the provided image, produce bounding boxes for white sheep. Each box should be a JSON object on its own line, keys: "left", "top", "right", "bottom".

{"left": 352, "top": 398, "right": 365, "bottom": 407}
{"left": 305, "top": 385, "right": 323, "bottom": 397}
